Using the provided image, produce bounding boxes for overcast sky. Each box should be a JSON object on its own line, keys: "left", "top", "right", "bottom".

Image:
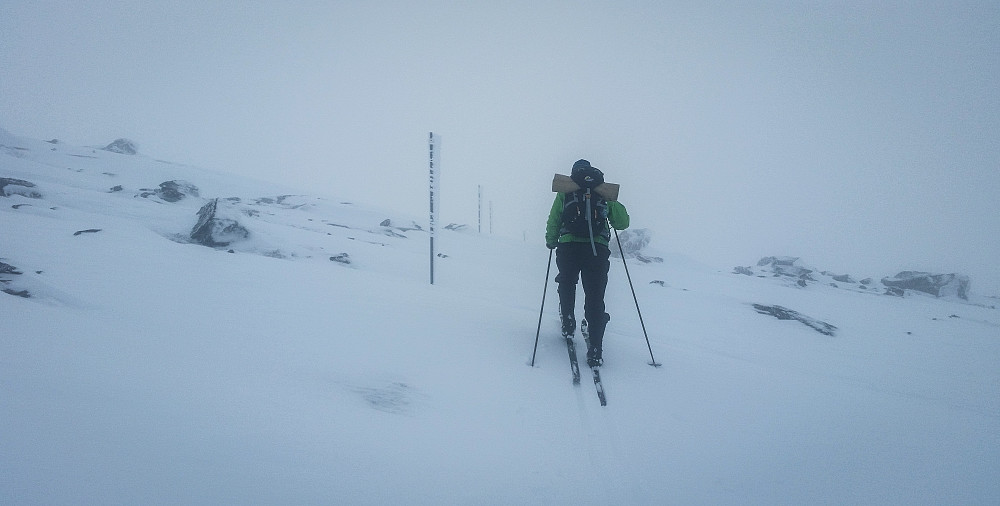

{"left": 3, "top": 1, "right": 998, "bottom": 293}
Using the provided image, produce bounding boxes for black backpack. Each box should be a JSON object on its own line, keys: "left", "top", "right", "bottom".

{"left": 560, "top": 164, "right": 610, "bottom": 255}
{"left": 561, "top": 189, "right": 609, "bottom": 239}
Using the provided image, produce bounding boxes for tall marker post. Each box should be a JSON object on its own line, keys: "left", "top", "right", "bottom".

{"left": 428, "top": 132, "right": 438, "bottom": 285}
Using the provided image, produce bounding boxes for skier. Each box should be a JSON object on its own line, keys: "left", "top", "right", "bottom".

{"left": 546, "top": 159, "right": 630, "bottom": 367}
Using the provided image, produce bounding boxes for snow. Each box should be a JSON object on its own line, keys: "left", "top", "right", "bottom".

{"left": 3, "top": 130, "right": 999, "bottom": 505}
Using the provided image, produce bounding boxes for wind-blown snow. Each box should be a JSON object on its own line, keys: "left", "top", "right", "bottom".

{"left": 2, "top": 130, "right": 998, "bottom": 505}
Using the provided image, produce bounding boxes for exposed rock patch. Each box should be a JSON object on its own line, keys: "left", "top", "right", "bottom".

{"left": 0, "top": 260, "right": 29, "bottom": 298}
{"left": 139, "top": 180, "right": 199, "bottom": 202}
{"left": 752, "top": 304, "right": 837, "bottom": 336}
{"left": 329, "top": 253, "right": 351, "bottom": 265}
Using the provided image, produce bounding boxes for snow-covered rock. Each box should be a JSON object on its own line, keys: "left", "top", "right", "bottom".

{"left": 756, "top": 256, "right": 815, "bottom": 280}
{"left": 102, "top": 138, "right": 138, "bottom": 155}
{"left": 189, "top": 198, "right": 249, "bottom": 247}
{"left": 152, "top": 180, "right": 199, "bottom": 202}
{"left": 882, "top": 271, "right": 971, "bottom": 300}
{"left": 610, "top": 228, "right": 662, "bottom": 262}
{"left": 0, "top": 177, "right": 42, "bottom": 198}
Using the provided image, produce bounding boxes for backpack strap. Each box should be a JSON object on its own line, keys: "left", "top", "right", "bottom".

{"left": 584, "top": 188, "right": 597, "bottom": 256}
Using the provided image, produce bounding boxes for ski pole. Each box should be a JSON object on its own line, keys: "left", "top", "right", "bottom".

{"left": 530, "top": 249, "right": 554, "bottom": 367}
{"left": 614, "top": 229, "right": 661, "bottom": 367}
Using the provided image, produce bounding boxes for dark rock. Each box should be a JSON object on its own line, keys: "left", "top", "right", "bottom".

{"left": 156, "top": 180, "right": 199, "bottom": 202}
{"left": 0, "top": 261, "right": 22, "bottom": 275}
{"left": 881, "top": 271, "right": 970, "bottom": 300}
{"left": 831, "top": 273, "right": 854, "bottom": 283}
{"left": 2, "top": 288, "right": 30, "bottom": 298}
{"left": 330, "top": 253, "right": 351, "bottom": 264}
{"left": 102, "top": 138, "right": 137, "bottom": 155}
{"left": 190, "top": 199, "right": 249, "bottom": 247}
{"left": 860, "top": 278, "right": 873, "bottom": 285}
{"left": 109, "top": 185, "right": 123, "bottom": 192}
{"left": 885, "top": 286, "right": 905, "bottom": 297}
{"left": 733, "top": 266, "right": 754, "bottom": 276}
{"left": 73, "top": 229, "right": 102, "bottom": 236}
{"left": 649, "top": 280, "right": 666, "bottom": 287}
{"left": 0, "top": 177, "right": 42, "bottom": 198}
{"left": 752, "top": 304, "right": 837, "bottom": 336}
{"left": 0, "top": 260, "right": 28, "bottom": 298}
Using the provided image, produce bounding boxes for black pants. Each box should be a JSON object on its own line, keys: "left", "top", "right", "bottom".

{"left": 556, "top": 242, "right": 610, "bottom": 351}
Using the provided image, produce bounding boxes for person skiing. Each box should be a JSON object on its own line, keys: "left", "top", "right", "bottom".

{"left": 546, "top": 159, "right": 630, "bottom": 367}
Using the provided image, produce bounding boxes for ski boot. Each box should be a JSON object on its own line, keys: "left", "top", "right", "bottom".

{"left": 586, "top": 346, "right": 603, "bottom": 368}
{"left": 561, "top": 313, "right": 576, "bottom": 337}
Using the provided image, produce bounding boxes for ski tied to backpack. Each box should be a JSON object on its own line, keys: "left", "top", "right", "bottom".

{"left": 580, "top": 320, "right": 607, "bottom": 406}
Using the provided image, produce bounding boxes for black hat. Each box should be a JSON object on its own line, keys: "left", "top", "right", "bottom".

{"left": 570, "top": 159, "right": 604, "bottom": 188}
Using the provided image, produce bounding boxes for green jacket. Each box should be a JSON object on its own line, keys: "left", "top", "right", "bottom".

{"left": 546, "top": 192, "right": 630, "bottom": 247}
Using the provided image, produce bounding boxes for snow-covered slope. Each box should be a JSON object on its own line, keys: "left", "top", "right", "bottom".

{"left": 3, "top": 129, "right": 998, "bottom": 505}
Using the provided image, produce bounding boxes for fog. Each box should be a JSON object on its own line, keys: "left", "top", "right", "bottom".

{"left": 2, "top": 1, "right": 998, "bottom": 293}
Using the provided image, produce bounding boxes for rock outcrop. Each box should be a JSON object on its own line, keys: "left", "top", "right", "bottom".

{"left": 156, "top": 180, "right": 199, "bottom": 202}
{"left": 881, "top": 271, "right": 970, "bottom": 300}
{"left": 0, "top": 177, "right": 42, "bottom": 198}
{"left": 739, "top": 256, "right": 974, "bottom": 300}
{"left": 102, "top": 138, "right": 137, "bottom": 155}
{"left": 756, "top": 256, "right": 815, "bottom": 280}
{"left": 610, "top": 228, "right": 663, "bottom": 263}
{"left": 190, "top": 199, "right": 249, "bottom": 247}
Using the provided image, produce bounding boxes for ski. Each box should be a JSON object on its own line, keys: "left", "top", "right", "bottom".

{"left": 565, "top": 334, "right": 581, "bottom": 385}
{"left": 591, "top": 367, "right": 606, "bottom": 406}
{"left": 581, "top": 320, "right": 607, "bottom": 406}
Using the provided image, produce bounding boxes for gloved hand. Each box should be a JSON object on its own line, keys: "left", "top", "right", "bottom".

{"left": 546, "top": 242, "right": 557, "bottom": 250}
